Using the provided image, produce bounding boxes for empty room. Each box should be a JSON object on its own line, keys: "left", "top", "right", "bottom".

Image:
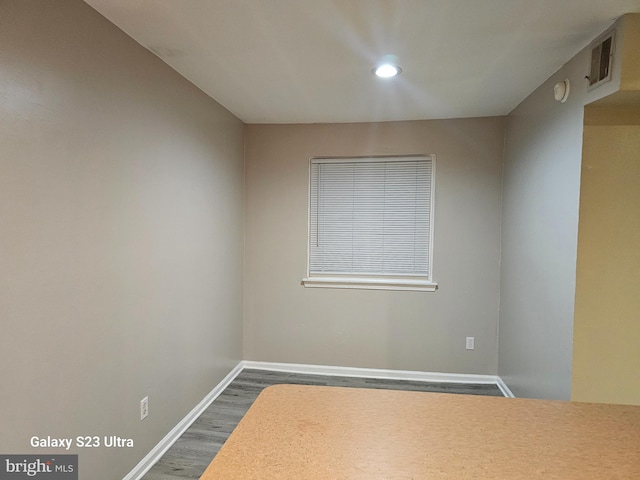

{"left": 2, "top": 1, "right": 640, "bottom": 479}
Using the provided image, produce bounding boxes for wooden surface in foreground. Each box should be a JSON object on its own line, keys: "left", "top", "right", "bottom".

{"left": 200, "top": 384, "right": 640, "bottom": 479}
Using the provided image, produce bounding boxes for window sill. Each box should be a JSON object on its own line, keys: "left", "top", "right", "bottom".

{"left": 301, "top": 277, "right": 438, "bottom": 292}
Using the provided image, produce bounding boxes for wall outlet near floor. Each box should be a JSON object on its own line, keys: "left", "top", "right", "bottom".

{"left": 140, "top": 396, "right": 149, "bottom": 421}
{"left": 466, "top": 336, "right": 475, "bottom": 350}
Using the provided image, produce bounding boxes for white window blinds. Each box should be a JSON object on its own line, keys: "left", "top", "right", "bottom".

{"left": 309, "top": 156, "right": 434, "bottom": 279}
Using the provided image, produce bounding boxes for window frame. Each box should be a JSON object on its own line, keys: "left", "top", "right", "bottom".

{"left": 302, "top": 155, "right": 437, "bottom": 292}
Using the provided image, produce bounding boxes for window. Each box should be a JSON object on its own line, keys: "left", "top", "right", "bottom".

{"left": 302, "top": 155, "right": 437, "bottom": 291}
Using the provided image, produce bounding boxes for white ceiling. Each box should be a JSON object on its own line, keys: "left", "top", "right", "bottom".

{"left": 84, "top": 0, "right": 640, "bottom": 124}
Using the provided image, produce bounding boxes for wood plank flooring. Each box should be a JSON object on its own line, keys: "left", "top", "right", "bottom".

{"left": 141, "top": 368, "right": 503, "bottom": 480}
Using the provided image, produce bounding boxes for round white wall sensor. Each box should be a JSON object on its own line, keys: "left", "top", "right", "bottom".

{"left": 554, "top": 79, "right": 570, "bottom": 103}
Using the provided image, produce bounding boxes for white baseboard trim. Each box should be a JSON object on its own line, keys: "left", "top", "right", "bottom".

{"left": 496, "top": 376, "right": 516, "bottom": 398}
{"left": 123, "top": 361, "right": 245, "bottom": 480}
{"left": 242, "top": 360, "right": 502, "bottom": 386}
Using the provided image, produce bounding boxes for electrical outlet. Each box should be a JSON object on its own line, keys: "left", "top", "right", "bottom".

{"left": 140, "top": 396, "right": 149, "bottom": 421}
{"left": 466, "top": 337, "right": 475, "bottom": 350}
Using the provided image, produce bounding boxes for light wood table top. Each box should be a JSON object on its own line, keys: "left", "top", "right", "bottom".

{"left": 200, "top": 384, "right": 640, "bottom": 479}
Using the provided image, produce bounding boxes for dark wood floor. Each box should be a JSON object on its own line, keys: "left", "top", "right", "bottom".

{"left": 142, "top": 368, "right": 503, "bottom": 480}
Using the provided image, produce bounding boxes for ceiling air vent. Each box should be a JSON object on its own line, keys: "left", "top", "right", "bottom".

{"left": 587, "top": 31, "right": 615, "bottom": 90}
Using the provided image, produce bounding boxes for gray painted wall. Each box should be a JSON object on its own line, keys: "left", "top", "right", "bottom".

{"left": 0, "top": 1, "right": 244, "bottom": 478}
{"left": 498, "top": 21, "right": 622, "bottom": 400}
{"left": 244, "top": 119, "right": 504, "bottom": 375}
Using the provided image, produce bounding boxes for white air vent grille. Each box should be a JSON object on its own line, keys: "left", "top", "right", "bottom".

{"left": 588, "top": 31, "right": 615, "bottom": 90}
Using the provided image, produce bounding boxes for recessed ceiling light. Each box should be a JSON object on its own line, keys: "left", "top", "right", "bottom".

{"left": 373, "top": 64, "right": 401, "bottom": 78}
